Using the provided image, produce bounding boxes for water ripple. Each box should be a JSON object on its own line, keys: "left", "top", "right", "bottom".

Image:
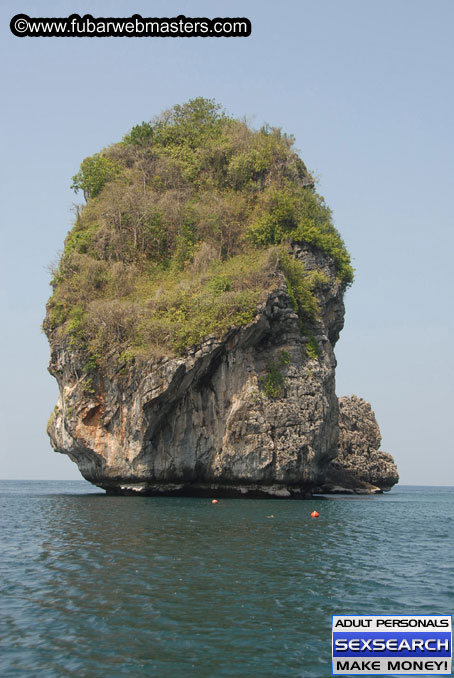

{"left": 0, "top": 481, "right": 453, "bottom": 677}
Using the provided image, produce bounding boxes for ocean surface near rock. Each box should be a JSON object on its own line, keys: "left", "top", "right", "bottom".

{"left": 44, "top": 98, "right": 398, "bottom": 496}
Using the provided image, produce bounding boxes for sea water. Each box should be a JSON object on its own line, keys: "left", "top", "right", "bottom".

{"left": 0, "top": 481, "right": 452, "bottom": 677}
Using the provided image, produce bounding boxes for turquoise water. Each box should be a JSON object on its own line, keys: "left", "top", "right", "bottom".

{"left": 0, "top": 482, "right": 452, "bottom": 677}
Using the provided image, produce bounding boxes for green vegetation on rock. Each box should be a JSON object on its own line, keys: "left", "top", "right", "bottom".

{"left": 260, "top": 350, "right": 291, "bottom": 399}
{"left": 45, "top": 98, "right": 353, "bottom": 361}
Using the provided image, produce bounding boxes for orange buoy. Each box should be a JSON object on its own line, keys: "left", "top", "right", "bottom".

{"left": 211, "top": 499, "right": 219, "bottom": 504}
{"left": 311, "top": 510, "right": 319, "bottom": 518}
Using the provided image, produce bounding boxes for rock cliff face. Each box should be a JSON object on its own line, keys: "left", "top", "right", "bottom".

{"left": 47, "top": 244, "right": 347, "bottom": 496}
{"left": 320, "top": 395, "right": 399, "bottom": 493}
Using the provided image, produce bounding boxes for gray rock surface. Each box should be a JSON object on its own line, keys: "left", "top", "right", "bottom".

{"left": 46, "top": 245, "right": 347, "bottom": 496}
{"left": 320, "top": 395, "right": 399, "bottom": 493}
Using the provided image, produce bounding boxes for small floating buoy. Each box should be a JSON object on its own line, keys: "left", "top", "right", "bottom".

{"left": 211, "top": 499, "right": 219, "bottom": 504}
{"left": 311, "top": 510, "right": 319, "bottom": 518}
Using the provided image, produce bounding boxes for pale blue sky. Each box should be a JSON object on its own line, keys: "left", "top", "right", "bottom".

{"left": 1, "top": 0, "right": 453, "bottom": 484}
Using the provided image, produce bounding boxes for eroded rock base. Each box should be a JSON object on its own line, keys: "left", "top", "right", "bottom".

{"left": 102, "top": 482, "right": 314, "bottom": 498}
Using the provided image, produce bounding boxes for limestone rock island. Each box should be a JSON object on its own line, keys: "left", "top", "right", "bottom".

{"left": 44, "top": 99, "right": 398, "bottom": 496}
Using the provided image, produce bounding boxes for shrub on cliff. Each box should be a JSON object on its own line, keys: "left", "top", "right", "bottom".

{"left": 45, "top": 98, "right": 353, "bottom": 361}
